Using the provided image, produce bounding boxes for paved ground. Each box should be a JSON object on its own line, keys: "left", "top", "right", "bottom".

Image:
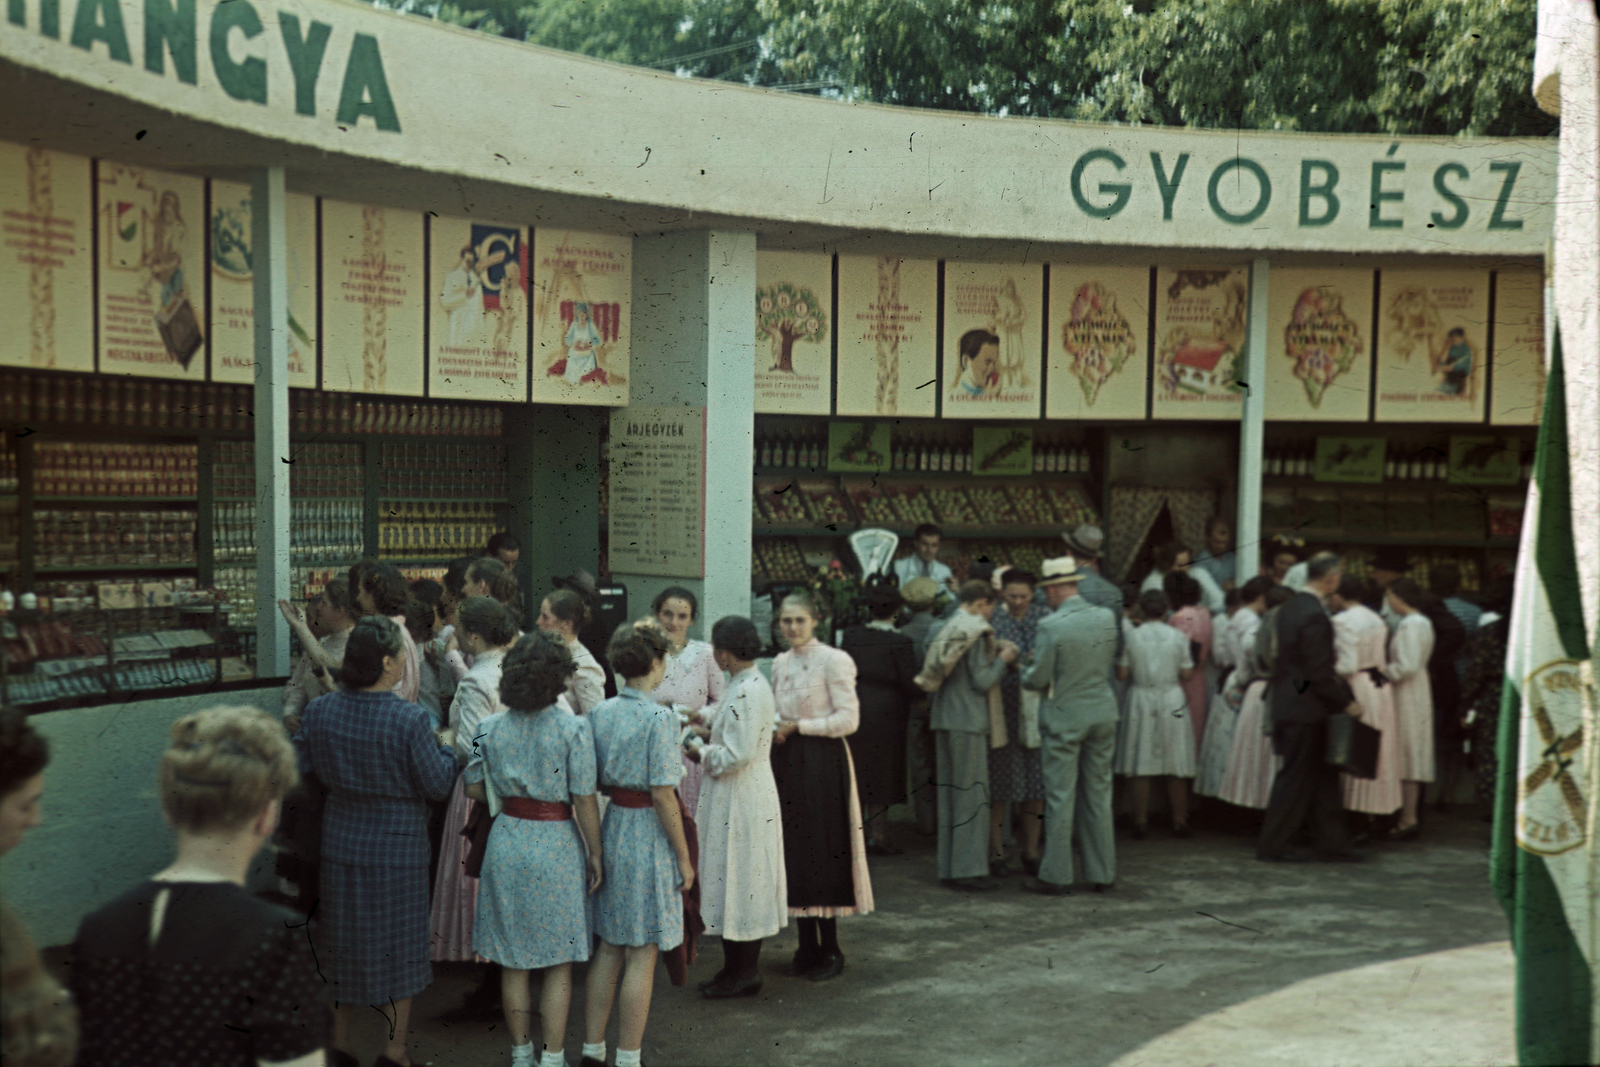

{"left": 341, "top": 809, "right": 1513, "bottom": 1066}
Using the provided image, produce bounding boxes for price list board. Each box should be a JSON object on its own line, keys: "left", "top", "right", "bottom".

{"left": 607, "top": 406, "right": 706, "bottom": 578}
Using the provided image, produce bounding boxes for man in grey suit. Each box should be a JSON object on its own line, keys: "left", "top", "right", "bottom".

{"left": 1020, "top": 555, "right": 1121, "bottom": 895}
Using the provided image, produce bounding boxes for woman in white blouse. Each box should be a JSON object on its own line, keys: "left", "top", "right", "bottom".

{"left": 537, "top": 589, "right": 605, "bottom": 714}
{"left": 1384, "top": 578, "right": 1436, "bottom": 840}
{"left": 685, "top": 616, "right": 787, "bottom": 999}
{"left": 651, "top": 587, "right": 726, "bottom": 815}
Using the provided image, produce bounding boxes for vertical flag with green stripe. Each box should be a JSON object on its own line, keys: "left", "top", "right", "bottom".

{"left": 1489, "top": 324, "right": 1598, "bottom": 1067}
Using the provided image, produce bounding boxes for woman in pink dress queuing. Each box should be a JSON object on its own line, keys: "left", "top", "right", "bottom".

{"left": 537, "top": 589, "right": 605, "bottom": 714}
{"left": 1163, "top": 571, "right": 1213, "bottom": 752}
{"left": 770, "top": 591, "right": 873, "bottom": 984}
{"left": 444, "top": 557, "right": 521, "bottom": 683}
{"left": 649, "top": 587, "right": 725, "bottom": 815}
{"left": 1328, "top": 576, "right": 1402, "bottom": 818}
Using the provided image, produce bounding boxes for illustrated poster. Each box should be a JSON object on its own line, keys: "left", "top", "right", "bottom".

{"left": 941, "top": 260, "right": 1042, "bottom": 419}
{"left": 1265, "top": 268, "right": 1373, "bottom": 421}
{"left": 835, "top": 254, "right": 935, "bottom": 417}
{"left": 96, "top": 162, "right": 207, "bottom": 380}
{"left": 209, "top": 181, "right": 317, "bottom": 386}
{"left": 1489, "top": 270, "right": 1545, "bottom": 426}
{"left": 321, "top": 199, "right": 424, "bottom": 396}
{"left": 428, "top": 215, "right": 528, "bottom": 402}
{"left": 0, "top": 142, "right": 93, "bottom": 371}
{"left": 1047, "top": 265, "right": 1148, "bottom": 420}
{"left": 531, "top": 229, "right": 631, "bottom": 407}
{"left": 1374, "top": 269, "right": 1489, "bottom": 423}
{"left": 1151, "top": 266, "right": 1248, "bottom": 420}
{"left": 755, "top": 251, "right": 833, "bottom": 415}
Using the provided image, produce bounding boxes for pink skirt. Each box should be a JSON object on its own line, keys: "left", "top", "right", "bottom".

{"left": 1343, "top": 672, "right": 1403, "bottom": 814}
{"left": 1216, "top": 681, "right": 1281, "bottom": 810}
{"left": 1183, "top": 669, "right": 1209, "bottom": 751}
{"left": 429, "top": 775, "right": 482, "bottom": 962}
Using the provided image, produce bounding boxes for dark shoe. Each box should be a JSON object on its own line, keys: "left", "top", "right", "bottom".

{"left": 1024, "top": 878, "right": 1074, "bottom": 897}
{"left": 373, "top": 1057, "right": 411, "bottom": 1067}
{"left": 697, "top": 970, "right": 730, "bottom": 992}
{"left": 947, "top": 876, "right": 1001, "bottom": 892}
{"left": 1092, "top": 883, "right": 1113, "bottom": 893}
{"left": 1020, "top": 855, "right": 1041, "bottom": 876}
{"left": 1130, "top": 823, "right": 1148, "bottom": 840}
{"left": 806, "top": 952, "right": 845, "bottom": 982}
{"left": 1256, "top": 848, "right": 1315, "bottom": 863}
{"left": 1172, "top": 823, "right": 1192, "bottom": 839}
{"left": 330, "top": 1052, "right": 360, "bottom": 1067}
{"left": 989, "top": 857, "right": 1008, "bottom": 878}
{"left": 1384, "top": 823, "right": 1421, "bottom": 842}
{"left": 791, "top": 948, "right": 821, "bottom": 977}
{"left": 579, "top": 1059, "right": 606, "bottom": 1067}
{"left": 1318, "top": 848, "right": 1369, "bottom": 863}
{"left": 703, "top": 973, "right": 763, "bottom": 999}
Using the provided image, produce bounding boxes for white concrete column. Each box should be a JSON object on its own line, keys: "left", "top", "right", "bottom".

{"left": 1235, "top": 258, "right": 1269, "bottom": 586}
{"left": 252, "top": 167, "right": 291, "bottom": 676}
{"left": 616, "top": 230, "right": 757, "bottom": 637}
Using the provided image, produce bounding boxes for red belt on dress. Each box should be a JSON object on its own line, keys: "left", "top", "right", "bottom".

{"left": 606, "top": 788, "right": 653, "bottom": 809}
{"left": 501, "top": 797, "right": 572, "bottom": 821}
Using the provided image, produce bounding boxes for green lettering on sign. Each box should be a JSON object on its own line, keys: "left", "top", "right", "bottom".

{"left": 279, "top": 12, "right": 332, "bottom": 117}
{"left": 1069, "top": 149, "right": 1130, "bottom": 220}
{"left": 6, "top": 0, "right": 23, "bottom": 29}
{"left": 1149, "top": 152, "right": 1189, "bottom": 221}
{"left": 39, "top": 0, "right": 59, "bottom": 37}
{"left": 210, "top": 0, "right": 266, "bottom": 103}
{"left": 336, "top": 32, "right": 400, "bottom": 132}
{"left": 1488, "top": 161, "right": 1524, "bottom": 230}
{"left": 143, "top": 0, "right": 196, "bottom": 85}
{"left": 69, "top": 0, "right": 131, "bottom": 62}
{"left": 1207, "top": 158, "right": 1271, "bottom": 225}
{"left": 1298, "top": 160, "right": 1339, "bottom": 226}
{"left": 1368, "top": 160, "right": 1404, "bottom": 228}
{"left": 1430, "top": 163, "right": 1469, "bottom": 229}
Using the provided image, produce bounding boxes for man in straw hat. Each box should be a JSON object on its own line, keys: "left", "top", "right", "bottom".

{"left": 1020, "top": 555, "right": 1121, "bottom": 895}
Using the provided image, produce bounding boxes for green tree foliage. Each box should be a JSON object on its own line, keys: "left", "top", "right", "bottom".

{"left": 393, "top": 0, "right": 1553, "bottom": 137}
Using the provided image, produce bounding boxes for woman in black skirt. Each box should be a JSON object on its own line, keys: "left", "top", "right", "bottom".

{"left": 838, "top": 586, "right": 920, "bottom": 855}
{"left": 770, "top": 591, "right": 874, "bottom": 983}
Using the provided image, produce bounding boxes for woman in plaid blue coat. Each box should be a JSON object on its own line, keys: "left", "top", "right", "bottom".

{"left": 295, "top": 615, "right": 458, "bottom": 1067}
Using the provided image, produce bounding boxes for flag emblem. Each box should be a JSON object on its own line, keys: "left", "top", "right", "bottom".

{"left": 1516, "top": 660, "right": 1589, "bottom": 857}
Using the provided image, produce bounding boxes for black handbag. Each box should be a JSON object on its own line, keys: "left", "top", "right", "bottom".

{"left": 1326, "top": 713, "right": 1381, "bottom": 779}
{"left": 460, "top": 799, "right": 494, "bottom": 879}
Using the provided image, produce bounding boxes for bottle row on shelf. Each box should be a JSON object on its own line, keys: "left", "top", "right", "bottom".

{"left": 33, "top": 509, "right": 198, "bottom": 568}
{"left": 1263, "top": 448, "right": 1534, "bottom": 482}
{"left": 0, "top": 434, "right": 17, "bottom": 493}
{"left": 212, "top": 501, "right": 364, "bottom": 565}
{"left": 753, "top": 477, "right": 1097, "bottom": 532}
{"left": 377, "top": 502, "right": 503, "bottom": 561}
{"left": 31, "top": 441, "right": 199, "bottom": 498}
{"left": 0, "top": 577, "right": 210, "bottom": 615}
{"left": 291, "top": 395, "right": 504, "bottom": 437}
{"left": 753, "top": 431, "right": 1093, "bottom": 476}
{"left": 212, "top": 441, "right": 366, "bottom": 500}
{"left": 1261, "top": 484, "right": 1523, "bottom": 543}
{"left": 377, "top": 442, "right": 512, "bottom": 499}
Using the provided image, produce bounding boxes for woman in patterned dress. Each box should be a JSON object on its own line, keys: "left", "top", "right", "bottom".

{"left": 771, "top": 591, "right": 873, "bottom": 984}
{"left": 986, "top": 570, "right": 1048, "bottom": 875}
{"left": 469, "top": 633, "right": 603, "bottom": 1067}
{"left": 583, "top": 621, "right": 693, "bottom": 1067}
{"left": 431, "top": 598, "right": 519, "bottom": 964}
{"left": 1384, "top": 578, "right": 1437, "bottom": 840}
{"left": 294, "top": 617, "right": 457, "bottom": 1067}
{"left": 650, "top": 587, "right": 726, "bottom": 816}
{"left": 537, "top": 589, "right": 605, "bottom": 714}
{"left": 1115, "top": 590, "right": 1196, "bottom": 837}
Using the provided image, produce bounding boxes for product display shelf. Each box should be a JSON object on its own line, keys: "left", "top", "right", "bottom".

{"left": 32, "top": 563, "right": 202, "bottom": 574}
{"left": 33, "top": 496, "right": 199, "bottom": 504}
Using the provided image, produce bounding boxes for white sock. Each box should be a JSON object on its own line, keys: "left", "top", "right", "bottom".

{"left": 581, "top": 1042, "right": 608, "bottom": 1063}
{"left": 615, "top": 1049, "right": 642, "bottom": 1067}
{"left": 511, "top": 1042, "right": 535, "bottom": 1067}
{"left": 539, "top": 1049, "right": 566, "bottom": 1067}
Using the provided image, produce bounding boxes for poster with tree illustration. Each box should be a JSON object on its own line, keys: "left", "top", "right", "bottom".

{"left": 1374, "top": 269, "right": 1488, "bottom": 423}
{"left": 941, "top": 260, "right": 1042, "bottom": 419}
{"left": 1264, "top": 268, "right": 1372, "bottom": 422}
{"left": 1489, "top": 270, "right": 1545, "bottom": 426}
{"left": 755, "top": 251, "right": 832, "bottom": 415}
{"left": 1151, "top": 266, "right": 1248, "bottom": 420}
{"left": 0, "top": 143, "right": 92, "bottom": 371}
{"left": 321, "top": 199, "right": 424, "bottom": 396}
{"left": 1047, "top": 265, "right": 1148, "bottom": 420}
{"left": 836, "top": 254, "right": 936, "bottom": 417}
{"left": 531, "top": 229, "right": 631, "bottom": 407}
{"left": 209, "top": 181, "right": 318, "bottom": 387}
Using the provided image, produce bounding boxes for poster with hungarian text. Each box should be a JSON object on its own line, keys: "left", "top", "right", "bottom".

{"left": 755, "top": 251, "right": 833, "bottom": 415}
{"left": 531, "top": 229, "right": 631, "bottom": 407}
{"left": 1265, "top": 267, "right": 1373, "bottom": 422}
{"left": 1151, "top": 266, "right": 1247, "bottom": 420}
{"left": 1375, "top": 269, "right": 1489, "bottom": 423}
{"left": 1046, "top": 265, "right": 1148, "bottom": 420}
{"left": 835, "top": 254, "right": 936, "bottom": 417}
{"left": 428, "top": 215, "right": 528, "bottom": 402}
{"left": 208, "top": 181, "right": 317, "bottom": 386}
{"left": 1489, "top": 270, "right": 1545, "bottom": 426}
{"left": 96, "top": 162, "right": 206, "bottom": 380}
{"left": 0, "top": 142, "right": 92, "bottom": 371}
{"left": 320, "top": 199, "right": 424, "bottom": 396}
{"left": 941, "top": 260, "right": 1042, "bottom": 419}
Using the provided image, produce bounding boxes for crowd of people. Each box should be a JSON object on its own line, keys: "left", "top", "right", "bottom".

{"left": 0, "top": 518, "right": 1513, "bottom": 1067}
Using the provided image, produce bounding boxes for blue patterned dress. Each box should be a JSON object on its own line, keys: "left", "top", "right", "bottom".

{"left": 468, "top": 707, "right": 597, "bottom": 970}
{"left": 989, "top": 603, "right": 1049, "bottom": 802}
{"left": 588, "top": 687, "right": 685, "bottom": 950}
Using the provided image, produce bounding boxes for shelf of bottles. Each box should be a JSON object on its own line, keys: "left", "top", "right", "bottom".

{"left": 25, "top": 443, "right": 199, "bottom": 570}
{"left": 377, "top": 441, "right": 511, "bottom": 499}
{"left": 378, "top": 502, "right": 502, "bottom": 562}
{"left": 0, "top": 433, "right": 18, "bottom": 577}
{"left": 32, "top": 441, "right": 199, "bottom": 498}
{"left": 752, "top": 427, "right": 1093, "bottom": 477}
{"left": 212, "top": 443, "right": 365, "bottom": 566}
{"left": 291, "top": 393, "right": 504, "bottom": 437}
{"left": 1261, "top": 446, "right": 1535, "bottom": 483}
{"left": 3, "top": 372, "right": 257, "bottom": 432}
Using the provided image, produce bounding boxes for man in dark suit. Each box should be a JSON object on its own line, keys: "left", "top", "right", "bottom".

{"left": 1258, "top": 552, "right": 1366, "bottom": 862}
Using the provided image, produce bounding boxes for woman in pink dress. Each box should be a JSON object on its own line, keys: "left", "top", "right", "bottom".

{"left": 1164, "top": 571, "right": 1213, "bottom": 752}
{"left": 1384, "top": 578, "right": 1437, "bottom": 840}
{"left": 1329, "top": 577, "right": 1402, "bottom": 817}
{"left": 649, "top": 587, "right": 725, "bottom": 815}
{"left": 771, "top": 591, "right": 873, "bottom": 983}
{"left": 349, "top": 560, "right": 419, "bottom": 702}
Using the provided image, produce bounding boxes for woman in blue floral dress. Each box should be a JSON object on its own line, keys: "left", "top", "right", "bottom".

{"left": 469, "top": 632, "right": 603, "bottom": 1067}
{"left": 988, "top": 569, "right": 1049, "bottom": 875}
{"left": 582, "top": 620, "right": 692, "bottom": 1067}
